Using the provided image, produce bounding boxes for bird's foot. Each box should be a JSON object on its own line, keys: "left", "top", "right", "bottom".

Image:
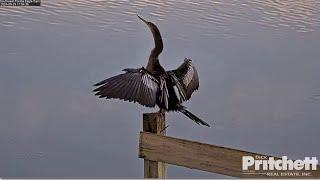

{"left": 158, "top": 109, "right": 165, "bottom": 114}
{"left": 160, "top": 125, "right": 169, "bottom": 134}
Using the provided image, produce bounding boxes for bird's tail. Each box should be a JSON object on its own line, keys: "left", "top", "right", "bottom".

{"left": 177, "top": 106, "right": 210, "bottom": 127}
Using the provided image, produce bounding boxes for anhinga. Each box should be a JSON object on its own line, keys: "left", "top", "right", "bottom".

{"left": 93, "top": 16, "right": 210, "bottom": 127}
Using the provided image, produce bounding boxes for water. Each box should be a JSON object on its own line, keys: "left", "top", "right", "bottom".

{"left": 1, "top": 1, "right": 319, "bottom": 38}
{"left": 0, "top": 0, "right": 320, "bottom": 178}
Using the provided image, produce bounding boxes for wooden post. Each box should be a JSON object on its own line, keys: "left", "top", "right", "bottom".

{"left": 142, "top": 112, "right": 167, "bottom": 178}
{"left": 139, "top": 132, "right": 320, "bottom": 178}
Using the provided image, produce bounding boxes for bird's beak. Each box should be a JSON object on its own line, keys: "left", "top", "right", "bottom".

{"left": 137, "top": 15, "right": 148, "bottom": 25}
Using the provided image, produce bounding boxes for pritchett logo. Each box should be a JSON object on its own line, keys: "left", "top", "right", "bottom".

{"left": 242, "top": 155, "right": 318, "bottom": 177}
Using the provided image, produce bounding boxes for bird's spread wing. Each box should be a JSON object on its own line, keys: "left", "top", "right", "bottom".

{"left": 93, "top": 68, "right": 160, "bottom": 107}
{"left": 167, "top": 58, "right": 199, "bottom": 102}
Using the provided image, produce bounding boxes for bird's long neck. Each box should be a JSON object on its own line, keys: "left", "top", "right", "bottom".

{"left": 150, "top": 27, "right": 163, "bottom": 58}
{"left": 146, "top": 25, "right": 164, "bottom": 73}
{"left": 146, "top": 56, "right": 163, "bottom": 74}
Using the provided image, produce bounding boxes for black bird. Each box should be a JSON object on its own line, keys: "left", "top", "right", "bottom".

{"left": 93, "top": 16, "right": 210, "bottom": 127}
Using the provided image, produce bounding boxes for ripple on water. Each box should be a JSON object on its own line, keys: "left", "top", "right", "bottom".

{"left": 0, "top": 0, "right": 319, "bottom": 38}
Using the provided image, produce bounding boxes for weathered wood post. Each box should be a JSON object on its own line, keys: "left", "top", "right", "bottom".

{"left": 141, "top": 112, "right": 168, "bottom": 178}
{"left": 139, "top": 115, "right": 320, "bottom": 178}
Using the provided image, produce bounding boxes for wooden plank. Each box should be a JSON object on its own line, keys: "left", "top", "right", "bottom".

{"left": 142, "top": 112, "right": 167, "bottom": 178}
{"left": 139, "top": 132, "right": 320, "bottom": 178}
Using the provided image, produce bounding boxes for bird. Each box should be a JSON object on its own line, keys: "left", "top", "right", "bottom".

{"left": 93, "top": 15, "right": 210, "bottom": 127}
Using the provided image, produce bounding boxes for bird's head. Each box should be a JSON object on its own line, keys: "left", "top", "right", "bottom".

{"left": 137, "top": 15, "right": 163, "bottom": 57}
{"left": 137, "top": 15, "right": 158, "bottom": 33}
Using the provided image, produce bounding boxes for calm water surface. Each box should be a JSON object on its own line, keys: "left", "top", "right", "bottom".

{"left": 0, "top": 0, "right": 320, "bottom": 178}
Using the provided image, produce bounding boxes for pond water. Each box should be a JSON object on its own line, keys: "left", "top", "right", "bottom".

{"left": 0, "top": 0, "right": 320, "bottom": 178}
